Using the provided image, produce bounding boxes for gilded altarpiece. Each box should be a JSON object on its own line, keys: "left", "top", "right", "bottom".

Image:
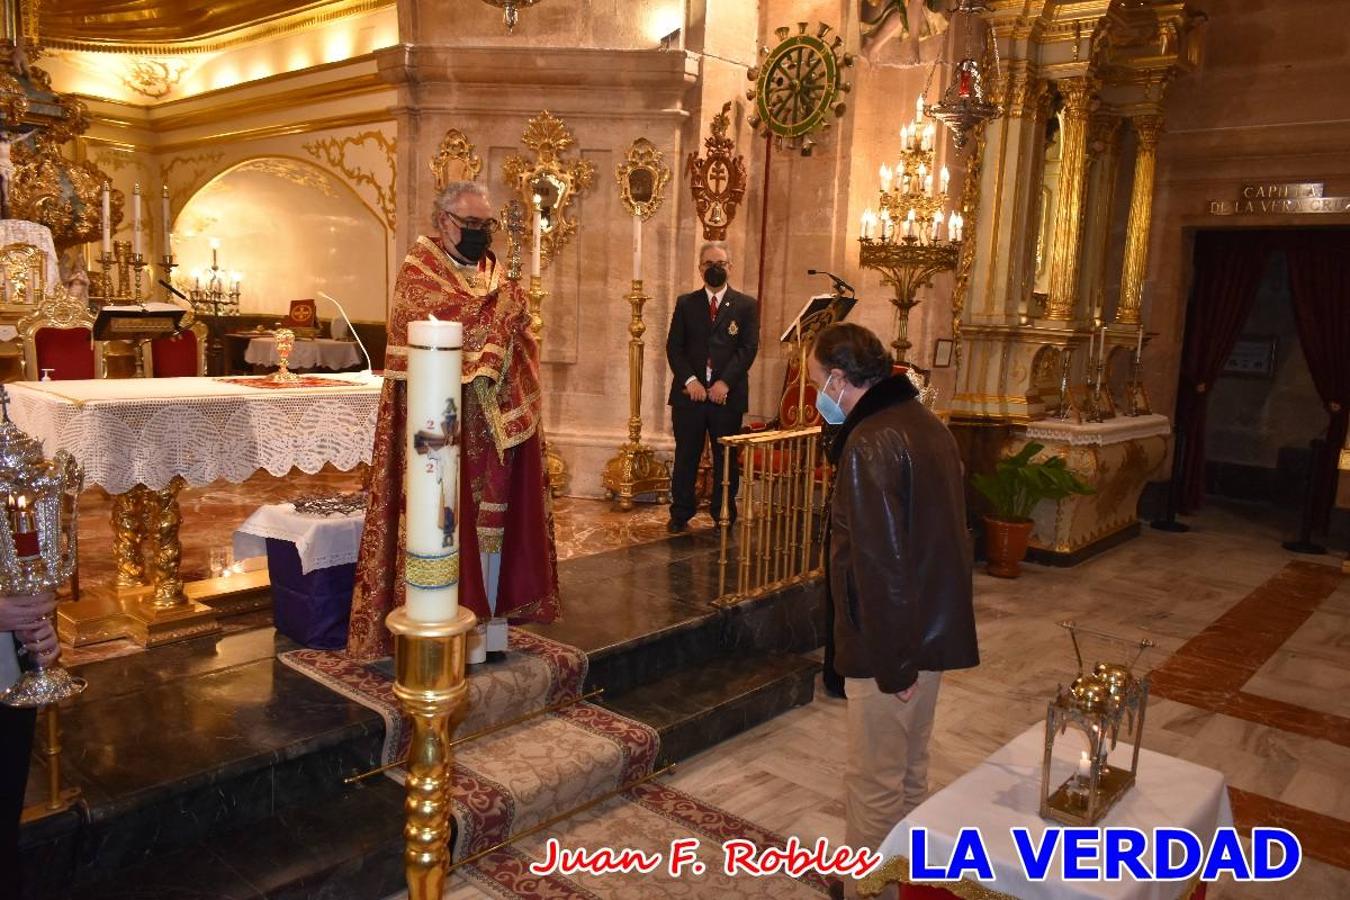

{"left": 952, "top": 0, "right": 1204, "bottom": 559}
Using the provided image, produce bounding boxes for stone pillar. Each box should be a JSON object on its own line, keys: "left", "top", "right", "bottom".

{"left": 1116, "top": 114, "right": 1163, "bottom": 326}
{"left": 1042, "top": 76, "right": 1096, "bottom": 321}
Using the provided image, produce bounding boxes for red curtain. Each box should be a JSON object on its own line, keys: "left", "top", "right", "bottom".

{"left": 1176, "top": 231, "right": 1274, "bottom": 513}
{"left": 1281, "top": 229, "right": 1350, "bottom": 531}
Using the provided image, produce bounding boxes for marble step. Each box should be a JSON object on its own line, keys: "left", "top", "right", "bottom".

{"left": 51, "top": 650, "right": 817, "bottom": 900}
{"left": 600, "top": 651, "right": 819, "bottom": 766}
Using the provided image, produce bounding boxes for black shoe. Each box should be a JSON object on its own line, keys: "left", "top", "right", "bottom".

{"left": 667, "top": 518, "right": 689, "bottom": 534}
{"left": 486, "top": 650, "right": 507, "bottom": 664}
{"left": 823, "top": 675, "right": 846, "bottom": 700}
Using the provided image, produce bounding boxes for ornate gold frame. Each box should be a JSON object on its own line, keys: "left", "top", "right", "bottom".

{"left": 430, "top": 128, "right": 483, "bottom": 189}
{"left": 502, "top": 111, "right": 595, "bottom": 267}
{"left": 0, "top": 243, "right": 48, "bottom": 313}
{"left": 615, "top": 138, "right": 669, "bottom": 222}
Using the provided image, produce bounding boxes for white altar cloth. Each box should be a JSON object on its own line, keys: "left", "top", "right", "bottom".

{"left": 245, "top": 336, "right": 362, "bottom": 371}
{"left": 234, "top": 503, "right": 365, "bottom": 574}
{"left": 5, "top": 375, "right": 381, "bottom": 493}
{"left": 876, "top": 723, "right": 1232, "bottom": 900}
{"left": 1020, "top": 414, "right": 1172, "bottom": 447}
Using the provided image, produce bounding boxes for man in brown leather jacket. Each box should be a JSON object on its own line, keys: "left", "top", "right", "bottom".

{"left": 808, "top": 323, "right": 978, "bottom": 891}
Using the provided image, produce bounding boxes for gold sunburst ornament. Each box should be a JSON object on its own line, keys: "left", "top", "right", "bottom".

{"left": 502, "top": 111, "right": 595, "bottom": 267}
{"left": 747, "top": 22, "right": 853, "bottom": 154}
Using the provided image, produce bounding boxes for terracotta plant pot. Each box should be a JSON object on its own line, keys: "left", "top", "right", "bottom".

{"left": 983, "top": 516, "right": 1035, "bottom": 578}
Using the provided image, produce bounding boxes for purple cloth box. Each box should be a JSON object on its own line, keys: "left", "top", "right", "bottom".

{"left": 265, "top": 537, "right": 355, "bottom": 650}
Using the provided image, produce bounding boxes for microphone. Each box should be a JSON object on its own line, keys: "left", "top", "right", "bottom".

{"left": 807, "top": 268, "right": 855, "bottom": 296}
{"left": 317, "top": 291, "right": 375, "bottom": 381}
{"left": 158, "top": 278, "right": 189, "bottom": 302}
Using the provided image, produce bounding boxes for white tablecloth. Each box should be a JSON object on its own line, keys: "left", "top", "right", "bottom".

{"left": 234, "top": 503, "right": 365, "bottom": 574}
{"left": 245, "top": 337, "right": 363, "bottom": 371}
{"left": 1020, "top": 414, "right": 1172, "bottom": 447}
{"left": 877, "top": 723, "right": 1233, "bottom": 900}
{"left": 5, "top": 375, "right": 382, "bottom": 494}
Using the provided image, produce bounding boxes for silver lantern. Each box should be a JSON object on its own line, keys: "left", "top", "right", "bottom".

{"left": 0, "top": 386, "right": 85, "bottom": 708}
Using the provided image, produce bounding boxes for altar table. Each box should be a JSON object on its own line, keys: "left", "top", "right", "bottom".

{"left": 5, "top": 375, "right": 381, "bottom": 646}
{"left": 1014, "top": 414, "right": 1172, "bottom": 562}
{"left": 864, "top": 723, "right": 1230, "bottom": 900}
{"left": 244, "top": 336, "right": 362, "bottom": 371}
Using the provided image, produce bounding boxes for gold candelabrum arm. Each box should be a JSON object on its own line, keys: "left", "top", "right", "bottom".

{"left": 858, "top": 239, "right": 960, "bottom": 361}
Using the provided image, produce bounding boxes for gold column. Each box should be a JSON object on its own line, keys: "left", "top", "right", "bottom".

{"left": 1116, "top": 114, "right": 1163, "bottom": 326}
{"left": 1043, "top": 77, "right": 1097, "bottom": 321}
{"left": 112, "top": 487, "right": 148, "bottom": 592}
{"left": 600, "top": 279, "right": 670, "bottom": 509}
{"left": 387, "top": 606, "right": 475, "bottom": 900}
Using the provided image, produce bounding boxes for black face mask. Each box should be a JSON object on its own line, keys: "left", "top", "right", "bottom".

{"left": 703, "top": 264, "right": 728, "bottom": 289}
{"left": 455, "top": 228, "right": 492, "bottom": 263}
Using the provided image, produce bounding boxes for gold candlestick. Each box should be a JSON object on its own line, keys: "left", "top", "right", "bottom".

{"left": 528, "top": 274, "right": 567, "bottom": 496}
{"left": 386, "top": 606, "right": 475, "bottom": 900}
{"left": 601, "top": 278, "right": 670, "bottom": 509}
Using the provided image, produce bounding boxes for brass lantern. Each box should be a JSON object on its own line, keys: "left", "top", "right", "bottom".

{"left": 1040, "top": 621, "right": 1153, "bottom": 826}
{"left": 0, "top": 386, "right": 85, "bottom": 707}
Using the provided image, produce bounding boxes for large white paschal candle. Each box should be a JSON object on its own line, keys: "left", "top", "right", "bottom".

{"left": 404, "top": 318, "right": 464, "bottom": 623}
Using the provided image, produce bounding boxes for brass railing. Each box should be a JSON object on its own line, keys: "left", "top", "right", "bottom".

{"left": 716, "top": 425, "right": 830, "bottom": 603}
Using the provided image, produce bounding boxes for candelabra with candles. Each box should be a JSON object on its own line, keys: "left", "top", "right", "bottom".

{"left": 187, "top": 240, "right": 242, "bottom": 376}
{"left": 858, "top": 94, "right": 964, "bottom": 363}
{"left": 93, "top": 183, "right": 152, "bottom": 303}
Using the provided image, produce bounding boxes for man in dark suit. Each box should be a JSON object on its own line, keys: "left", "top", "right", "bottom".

{"left": 665, "top": 241, "right": 759, "bottom": 533}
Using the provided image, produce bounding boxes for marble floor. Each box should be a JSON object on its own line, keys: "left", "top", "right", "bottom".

{"left": 658, "top": 501, "right": 1350, "bottom": 899}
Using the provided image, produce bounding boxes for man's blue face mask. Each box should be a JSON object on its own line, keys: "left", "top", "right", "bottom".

{"left": 816, "top": 373, "right": 846, "bottom": 425}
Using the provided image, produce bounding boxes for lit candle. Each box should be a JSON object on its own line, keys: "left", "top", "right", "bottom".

{"left": 924, "top": 174, "right": 934, "bottom": 195}
{"left": 915, "top": 93, "right": 925, "bottom": 121}
{"left": 161, "top": 186, "right": 171, "bottom": 258}
{"left": 899, "top": 125, "right": 909, "bottom": 151}
{"left": 132, "top": 183, "right": 142, "bottom": 256}
{"left": 940, "top": 165, "right": 950, "bottom": 194}
{"left": 210, "top": 237, "right": 220, "bottom": 269}
{"left": 906, "top": 208, "right": 916, "bottom": 238}
{"left": 632, "top": 213, "right": 642, "bottom": 282}
{"left": 932, "top": 210, "right": 942, "bottom": 240}
{"left": 7, "top": 494, "right": 38, "bottom": 559}
{"left": 880, "top": 209, "right": 892, "bottom": 240}
{"left": 860, "top": 208, "right": 872, "bottom": 239}
{"left": 101, "top": 183, "right": 111, "bottom": 256}
{"left": 1077, "top": 750, "right": 1092, "bottom": 782}
{"left": 531, "top": 194, "right": 542, "bottom": 278}
{"left": 879, "top": 164, "right": 892, "bottom": 192}
{"left": 925, "top": 124, "right": 936, "bottom": 151}
{"left": 405, "top": 318, "right": 464, "bottom": 623}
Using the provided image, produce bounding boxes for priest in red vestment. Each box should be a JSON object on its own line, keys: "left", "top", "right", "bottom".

{"left": 346, "top": 180, "right": 559, "bottom": 662}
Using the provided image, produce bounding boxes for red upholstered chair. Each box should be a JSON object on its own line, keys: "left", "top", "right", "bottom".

{"left": 18, "top": 286, "right": 105, "bottom": 380}
{"left": 146, "top": 322, "right": 207, "bottom": 377}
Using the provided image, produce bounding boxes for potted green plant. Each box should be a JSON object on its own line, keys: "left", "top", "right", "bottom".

{"left": 971, "top": 441, "right": 1095, "bottom": 578}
